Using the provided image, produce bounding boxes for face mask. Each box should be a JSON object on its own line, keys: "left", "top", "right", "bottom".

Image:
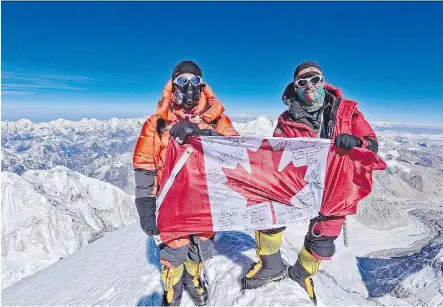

{"left": 296, "top": 84, "right": 325, "bottom": 112}
{"left": 173, "top": 83, "right": 202, "bottom": 110}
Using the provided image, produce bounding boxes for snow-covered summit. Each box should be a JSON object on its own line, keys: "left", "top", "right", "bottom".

{"left": 1, "top": 166, "right": 137, "bottom": 289}
{"left": 1, "top": 115, "right": 443, "bottom": 305}
{"left": 233, "top": 115, "right": 276, "bottom": 136}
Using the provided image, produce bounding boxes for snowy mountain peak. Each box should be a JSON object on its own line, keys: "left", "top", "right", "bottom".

{"left": 1, "top": 166, "right": 137, "bottom": 289}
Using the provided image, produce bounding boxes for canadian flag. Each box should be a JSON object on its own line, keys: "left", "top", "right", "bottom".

{"left": 155, "top": 136, "right": 386, "bottom": 243}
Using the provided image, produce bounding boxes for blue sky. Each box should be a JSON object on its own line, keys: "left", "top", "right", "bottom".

{"left": 2, "top": 2, "right": 442, "bottom": 124}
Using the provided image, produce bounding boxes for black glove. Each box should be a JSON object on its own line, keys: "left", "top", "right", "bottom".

{"left": 170, "top": 120, "right": 201, "bottom": 144}
{"left": 334, "top": 133, "right": 362, "bottom": 150}
{"left": 199, "top": 129, "right": 221, "bottom": 136}
{"left": 135, "top": 197, "right": 159, "bottom": 236}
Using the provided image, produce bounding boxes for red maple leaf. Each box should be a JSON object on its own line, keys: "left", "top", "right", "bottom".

{"left": 222, "top": 139, "right": 308, "bottom": 207}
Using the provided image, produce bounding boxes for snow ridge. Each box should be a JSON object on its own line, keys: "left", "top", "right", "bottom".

{"left": 1, "top": 166, "right": 137, "bottom": 289}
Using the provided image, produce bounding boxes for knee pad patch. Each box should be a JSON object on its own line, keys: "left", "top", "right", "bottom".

{"left": 305, "top": 235, "right": 336, "bottom": 260}
{"left": 188, "top": 236, "right": 214, "bottom": 262}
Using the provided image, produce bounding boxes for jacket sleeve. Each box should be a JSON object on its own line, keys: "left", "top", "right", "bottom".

{"left": 133, "top": 115, "right": 159, "bottom": 171}
{"left": 133, "top": 115, "right": 161, "bottom": 197}
{"left": 351, "top": 108, "right": 379, "bottom": 153}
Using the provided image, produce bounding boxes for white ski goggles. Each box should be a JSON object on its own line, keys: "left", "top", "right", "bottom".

{"left": 173, "top": 75, "right": 203, "bottom": 87}
{"left": 294, "top": 75, "right": 324, "bottom": 88}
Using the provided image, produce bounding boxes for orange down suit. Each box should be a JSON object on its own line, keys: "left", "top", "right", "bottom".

{"left": 133, "top": 80, "right": 239, "bottom": 261}
{"left": 133, "top": 80, "right": 239, "bottom": 197}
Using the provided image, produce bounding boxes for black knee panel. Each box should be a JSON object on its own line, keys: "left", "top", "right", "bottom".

{"left": 188, "top": 237, "right": 215, "bottom": 262}
{"left": 160, "top": 243, "right": 190, "bottom": 267}
{"left": 304, "top": 235, "right": 337, "bottom": 259}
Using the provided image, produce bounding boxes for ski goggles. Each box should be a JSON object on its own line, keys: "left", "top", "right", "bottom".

{"left": 294, "top": 75, "right": 324, "bottom": 88}
{"left": 173, "top": 75, "right": 203, "bottom": 87}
